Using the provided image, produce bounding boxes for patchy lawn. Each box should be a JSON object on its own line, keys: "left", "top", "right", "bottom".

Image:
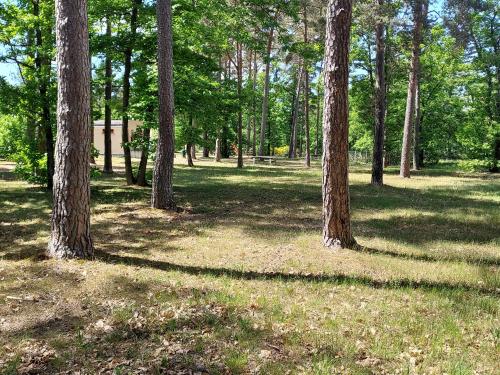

{"left": 0, "top": 157, "right": 499, "bottom": 374}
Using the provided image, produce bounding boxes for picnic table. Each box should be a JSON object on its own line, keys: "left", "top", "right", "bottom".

{"left": 249, "top": 156, "right": 277, "bottom": 165}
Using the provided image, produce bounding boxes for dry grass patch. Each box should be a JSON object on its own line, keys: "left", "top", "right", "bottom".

{"left": 0, "top": 158, "right": 498, "bottom": 374}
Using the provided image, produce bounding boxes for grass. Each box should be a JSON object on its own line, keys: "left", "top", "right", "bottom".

{"left": 0, "top": 156, "right": 499, "bottom": 374}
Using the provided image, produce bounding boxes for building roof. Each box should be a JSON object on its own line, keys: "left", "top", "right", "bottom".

{"left": 94, "top": 120, "right": 142, "bottom": 127}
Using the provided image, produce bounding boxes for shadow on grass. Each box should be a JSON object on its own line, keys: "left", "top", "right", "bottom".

{"left": 1, "top": 164, "right": 499, "bottom": 267}
{"left": 358, "top": 246, "right": 500, "bottom": 267}
{"left": 95, "top": 251, "right": 500, "bottom": 297}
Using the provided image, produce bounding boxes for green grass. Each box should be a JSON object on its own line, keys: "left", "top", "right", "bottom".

{"left": 0, "top": 157, "right": 499, "bottom": 374}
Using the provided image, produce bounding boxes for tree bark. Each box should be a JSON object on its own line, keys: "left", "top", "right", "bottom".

{"left": 48, "top": 0, "right": 93, "bottom": 259}
{"left": 246, "top": 50, "right": 252, "bottom": 154}
{"left": 33, "top": 0, "right": 54, "bottom": 190}
{"left": 314, "top": 64, "right": 323, "bottom": 158}
{"left": 258, "top": 26, "right": 274, "bottom": 156}
{"left": 152, "top": 0, "right": 176, "bottom": 210}
{"left": 136, "top": 104, "right": 153, "bottom": 186}
{"left": 136, "top": 126, "right": 150, "bottom": 186}
{"left": 322, "top": 0, "right": 356, "bottom": 249}
{"left": 237, "top": 42, "right": 244, "bottom": 168}
{"left": 412, "top": 81, "right": 421, "bottom": 170}
{"left": 303, "top": 3, "right": 311, "bottom": 167}
{"left": 289, "top": 65, "right": 303, "bottom": 159}
{"left": 187, "top": 144, "right": 194, "bottom": 167}
{"left": 371, "top": 0, "right": 385, "bottom": 186}
{"left": 400, "top": 0, "right": 424, "bottom": 178}
{"left": 122, "top": 0, "right": 141, "bottom": 185}
{"left": 103, "top": 17, "right": 113, "bottom": 174}
{"left": 203, "top": 131, "right": 209, "bottom": 157}
{"left": 215, "top": 136, "right": 222, "bottom": 161}
{"left": 252, "top": 50, "right": 257, "bottom": 156}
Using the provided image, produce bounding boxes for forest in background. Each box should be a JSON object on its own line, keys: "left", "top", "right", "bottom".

{"left": 0, "top": 0, "right": 498, "bottom": 190}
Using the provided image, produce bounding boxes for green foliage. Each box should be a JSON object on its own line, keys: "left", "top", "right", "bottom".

{"left": 12, "top": 146, "right": 47, "bottom": 186}
{"left": 457, "top": 159, "right": 495, "bottom": 173}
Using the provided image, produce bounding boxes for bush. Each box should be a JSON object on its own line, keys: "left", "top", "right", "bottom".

{"left": 13, "top": 147, "right": 48, "bottom": 185}
{"left": 273, "top": 145, "right": 289, "bottom": 157}
{"left": 457, "top": 159, "right": 495, "bottom": 172}
{"left": 0, "top": 115, "right": 23, "bottom": 158}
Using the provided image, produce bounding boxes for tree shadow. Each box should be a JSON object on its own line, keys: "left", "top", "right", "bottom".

{"left": 95, "top": 251, "right": 499, "bottom": 297}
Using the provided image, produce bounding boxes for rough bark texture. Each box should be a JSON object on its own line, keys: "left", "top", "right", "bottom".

{"left": 152, "top": 0, "right": 176, "bottom": 210}
{"left": 103, "top": 17, "right": 113, "bottom": 174}
{"left": 371, "top": 0, "right": 386, "bottom": 186}
{"left": 122, "top": 0, "right": 140, "bottom": 185}
{"left": 48, "top": 0, "right": 93, "bottom": 259}
{"left": 322, "top": 0, "right": 356, "bottom": 249}
{"left": 400, "top": 0, "right": 423, "bottom": 178}
{"left": 258, "top": 27, "right": 274, "bottom": 156}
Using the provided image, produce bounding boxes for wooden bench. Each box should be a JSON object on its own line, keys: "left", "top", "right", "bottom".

{"left": 250, "top": 156, "right": 277, "bottom": 165}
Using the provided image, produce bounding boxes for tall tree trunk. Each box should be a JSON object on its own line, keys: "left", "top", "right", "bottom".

{"left": 33, "top": 0, "right": 54, "bottom": 190}
{"left": 252, "top": 50, "right": 257, "bottom": 156}
{"left": 246, "top": 50, "right": 252, "bottom": 154}
{"left": 371, "top": 0, "right": 386, "bottom": 186}
{"left": 152, "top": 0, "right": 176, "bottom": 210}
{"left": 215, "top": 136, "right": 222, "bottom": 162}
{"left": 314, "top": 64, "right": 323, "bottom": 157}
{"left": 400, "top": 0, "right": 424, "bottom": 178}
{"left": 191, "top": 144, "right": 196, "bottom": 159}
{"left": 48, "top": 0, "right": 93, "bottom": 258}
{"left": 136, "top": 104, "right": 152, "bottom": 186}
{"left": 136, "top": 127, "right": 150, "bottom": 186}
{"left": 237, "top": 42, "right": 244, "bottom": 168}
{"left": 322, "top": 0, "right": 356, "bottom": 249}
{"left": 289, "top": 65, "right": 303, "bottom": 159}
{"left": 258, "top": 27, "right": 274, "bottom": 156}
{"left": 203, "top": 131, "right": 209, "bottom": 157}
{"left": 103, "top": 17, "right": 113, "bottom": 174}
{"left": 303, "top": 2, "right": 311, "bottom": 167}
{"left": 412, "top": 81, "right": 421, "bottom": 170}
{"left": 122, "top": 0, "right": 140, "bottom": 185}
{"left": 187, "top": 144, "right": 194, "bottom": 167}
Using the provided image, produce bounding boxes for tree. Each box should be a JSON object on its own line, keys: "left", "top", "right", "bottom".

{"left": 103, "top": 17, "right": 113, "bottom": 174}
{"left": 258, "top": 24, "right": 274, "bottom": 156}
{"left": 322, "top": 0, "right": 356, "bottom": 249}
{"left": 400, "top": 0, "right": 426, "bottom": 178}
{"left": 371, "top": 0, "right": 386, "bottom": 185}
{"left": 152, "top": 0, "right": 176, "bottom": 210}
{"left": 48, "top": 0, "right": 93, "bottom": 258}
{"left": 122, "top": 0, "right": 141, "bottom": 185}
{"left": 303, "top": 1, "right": 311, "bottom": 167}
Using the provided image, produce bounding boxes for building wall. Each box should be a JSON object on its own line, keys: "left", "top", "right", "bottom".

{"left": 93, "top": 120, "right": 141, "bottom": 156}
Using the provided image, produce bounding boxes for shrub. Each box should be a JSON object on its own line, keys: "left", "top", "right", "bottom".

{"left": 273, "top": 145, "right": 289, "bottom": 157}
{"left": 457, "top": 159, "right": 495, "bottom": 172}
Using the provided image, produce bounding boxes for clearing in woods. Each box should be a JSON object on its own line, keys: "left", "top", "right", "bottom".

{"left": 0, "top": 158, "right": 498, "bottom": 374}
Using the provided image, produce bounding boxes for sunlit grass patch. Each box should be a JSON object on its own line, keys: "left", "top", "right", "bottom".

{"left": 0, "top": 159, "right": 498, "bottom": 373}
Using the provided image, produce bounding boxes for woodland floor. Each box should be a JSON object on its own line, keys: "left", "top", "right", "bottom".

{"left": 0, "top": 157, "right": 499, "bottom": 374}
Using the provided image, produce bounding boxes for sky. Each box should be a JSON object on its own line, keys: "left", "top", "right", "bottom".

{"left": 0, "top": 0, "right": 446, "bottom": 84}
